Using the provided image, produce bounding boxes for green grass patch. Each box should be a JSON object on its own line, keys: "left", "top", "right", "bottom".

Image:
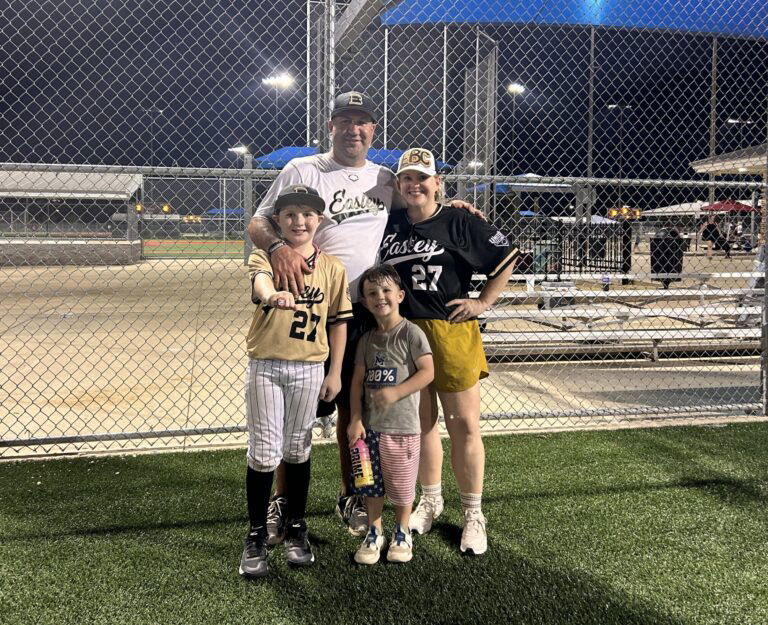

{"left": 142, "top": 239, "right": 244, "bottom": 258}
{"left": 2, "top": 423, "right": 767, "bottom": 625}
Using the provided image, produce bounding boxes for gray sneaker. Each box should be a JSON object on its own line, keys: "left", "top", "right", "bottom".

{"left": 266, "top": 495, "right": 287, "bottom": 545}
{"left": 284, "top": 519, "right": 315, "bottom": 567}
{"left": 239, "top": 526, "right": 268, "bottom": 578}
{"left": 344, "top": 495, "right": 369, "bottom": 537}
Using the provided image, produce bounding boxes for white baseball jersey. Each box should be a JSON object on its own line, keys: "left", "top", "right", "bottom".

{"left": 256, "top": 153, "right": 396, "bottom": 302}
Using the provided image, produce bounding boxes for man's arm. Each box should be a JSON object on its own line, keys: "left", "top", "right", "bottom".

{"left": 247, "top": 215, "right": 282, "bottom": 251}
{"left": 249, "top": 162, "right": 313, "bottom": 294}
{"left": 247, "top": 216, "right": 311, "bottom": 295}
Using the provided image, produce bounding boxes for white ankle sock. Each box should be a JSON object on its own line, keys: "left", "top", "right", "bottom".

{"left": 422, "top": 483, "right": 442, "bottom": 499}
{"left": 460, "top": 492, "right": 482, "bottom": 513}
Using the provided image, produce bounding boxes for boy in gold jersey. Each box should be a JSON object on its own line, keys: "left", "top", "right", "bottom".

{"left": 239, "top": 185, "right": 353, "bottom": 579}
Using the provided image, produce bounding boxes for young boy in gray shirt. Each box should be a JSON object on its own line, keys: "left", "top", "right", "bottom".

{"left": 347, "top": 264, "right": 434, "bottom": 565}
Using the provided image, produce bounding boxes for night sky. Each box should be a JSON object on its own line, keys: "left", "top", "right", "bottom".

{"left": 2, "top": 0, "right": 766, "bottom": 212}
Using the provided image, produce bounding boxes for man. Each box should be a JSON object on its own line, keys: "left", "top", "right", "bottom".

{"left": 247, "top": 90, "right": 478, "bottom": 538}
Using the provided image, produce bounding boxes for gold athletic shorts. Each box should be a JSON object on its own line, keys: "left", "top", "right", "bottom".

{"left": 412, "top": 318, "right": 489, "bottom": 393}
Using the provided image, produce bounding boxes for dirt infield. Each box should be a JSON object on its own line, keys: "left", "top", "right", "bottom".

{"left": 0, "top": 258, "right": 761, "bottom": 459}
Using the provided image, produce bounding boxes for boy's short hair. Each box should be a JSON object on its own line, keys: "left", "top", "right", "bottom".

{"left": 358, "top": 264, "right": 403, "bottom": 299}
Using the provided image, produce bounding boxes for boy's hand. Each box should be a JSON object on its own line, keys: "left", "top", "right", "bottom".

{"left": 371, "top": 387, "right": 399, "bottom": 412}
{"left": 319, "top": 373, "right": 341, "bottom": 402}
{"left": 267, "top": 291, "right": 297, "bottom": 310}
{"left": 347, "top": 421, "right": 365, "bottom": 448}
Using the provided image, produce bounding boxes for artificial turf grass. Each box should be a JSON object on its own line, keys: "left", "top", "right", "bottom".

{"left": 1, "top": 422, "right": 767, "bottom": 625}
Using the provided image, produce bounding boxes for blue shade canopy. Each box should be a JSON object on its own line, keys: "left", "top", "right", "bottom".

{"left": 253, "top": 147, "right": 454, "bottom": 171}
{"left": 206, "top": 208, "right": 244, "bottom": 215}
{"left": 381, "top": 0, "right": 768, "bottom": 38}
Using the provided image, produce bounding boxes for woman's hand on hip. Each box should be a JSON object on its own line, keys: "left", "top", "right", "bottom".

{"left": 446, "top": 298, "right": 487, "bottom": 323}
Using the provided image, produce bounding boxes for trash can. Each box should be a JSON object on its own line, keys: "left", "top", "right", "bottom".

{"left": 650, "top": 233, "right": 685, "bottom": 288}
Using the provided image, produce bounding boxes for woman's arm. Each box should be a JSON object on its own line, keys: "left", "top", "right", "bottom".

{"left": 445, "top": 260, "right": 517, "bottom": 323}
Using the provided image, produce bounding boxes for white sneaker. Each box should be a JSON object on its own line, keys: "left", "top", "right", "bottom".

{"left": 386, "top": 525, "right": 413, "bottom": 563}
{"left": 410, "top": 495, "right": 444, "bottom": 535}
{"left": 354, "top": 526, "right": 387, "bottom": 565}
{"left": 460, "top": 508, "right": 487, "bottom": 555}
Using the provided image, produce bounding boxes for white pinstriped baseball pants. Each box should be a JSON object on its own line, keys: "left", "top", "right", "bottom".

{"left": 245, "top": 358, "right": 324, "bottom": 472}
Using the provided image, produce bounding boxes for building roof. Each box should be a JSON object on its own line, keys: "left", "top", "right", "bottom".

{"left": 690, "top": 144, "right": 768, "bottom": 176}
{"left": 0, "top": 170, "right": 142, "bottom": 201}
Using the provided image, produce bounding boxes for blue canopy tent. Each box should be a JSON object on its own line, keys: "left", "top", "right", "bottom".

{"left": 206, "top": 208, "right": 244, "bottom": 216}
{"left": 381, "top": 0, "right": 767, "bottom": 37}
{"left": 253, "top": 147, "right": 454, "bottom": 172}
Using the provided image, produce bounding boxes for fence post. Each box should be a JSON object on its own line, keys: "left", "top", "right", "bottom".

{"left": 762, "top": 242, "right": 767, "bottom": 416}
{"left": 243, "top": 154, "right": 253, "bottom": 265}
{"left": 621, "top": 219, "right": 633, "bottom": 284}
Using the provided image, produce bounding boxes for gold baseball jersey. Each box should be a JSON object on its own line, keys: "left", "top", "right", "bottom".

{"left": 246, "top": 249, "right": 353, "bottom": 362}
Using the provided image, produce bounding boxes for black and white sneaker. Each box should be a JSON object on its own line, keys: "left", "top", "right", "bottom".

{"left": 336, "top": 493, "right": 368, "bottom": 537}
{"left": 266, "top": 495, "right": 287, "bottom": 545}
{"left": 239, "top": 526, "right": 268, "bottom": 578}
{"left": 284, "top": 519, "right": 315, "bottom": 567}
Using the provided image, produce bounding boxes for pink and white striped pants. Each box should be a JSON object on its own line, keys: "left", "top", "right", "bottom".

{"left": 379, "top": 432, "right": 420, "bottom": 506}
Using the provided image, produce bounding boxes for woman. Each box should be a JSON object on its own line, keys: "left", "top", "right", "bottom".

{"left": 698, "top": 215, "right": 731, "bottom": 259}
{"left": 378, "top": 148, "right": 518, "bottom": 555}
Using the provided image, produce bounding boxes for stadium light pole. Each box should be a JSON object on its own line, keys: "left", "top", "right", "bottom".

{"left": 140, "top": 106, "right": 165, "bottom": 167}
{"left": 607, "top": 103, "right": 632, "bottom": 208}
{"left": 726, "top": 117, "right": 754, "bottom": 150}
{"left": 262, "top": 72, "right": 295, "bottom": 152}
{"left": 506, "top": 82, "right": 526, "bottom": 173}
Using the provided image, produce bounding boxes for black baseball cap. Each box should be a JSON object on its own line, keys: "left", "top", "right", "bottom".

{"left": 331, "top": 91, "right": 378, "bottom": 123}
{"left": 273, "top": 184, "right": 325, "bottom": 215}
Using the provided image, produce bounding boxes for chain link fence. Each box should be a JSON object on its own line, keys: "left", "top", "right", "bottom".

{"left": 2, "top": 0, "right": 767, "bottom": 457}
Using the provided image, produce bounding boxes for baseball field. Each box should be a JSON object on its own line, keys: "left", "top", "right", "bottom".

{"left": 1, "top": 256, "right": 761, "bottom": 459}
{"left": 142, "top": 239, "right": 244, "bottom": 258}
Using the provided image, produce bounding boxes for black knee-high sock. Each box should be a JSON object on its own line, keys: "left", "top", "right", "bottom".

{"left": 246, "top": 466, "right": 274, "bottom": 529}
{"left": 284, "top": 459, "right": 311, "bottom": 522}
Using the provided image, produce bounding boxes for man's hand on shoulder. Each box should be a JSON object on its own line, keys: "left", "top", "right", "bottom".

{"left": 270, "top": 245, "right": 312, "bottom": 296}
{"left": 449, "top": 199, "right": 487, "bottom": 221}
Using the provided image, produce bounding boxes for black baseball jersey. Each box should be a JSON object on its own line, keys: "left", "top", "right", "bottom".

{"left": 379, "top": 206, "right": 519, "bottom": 320}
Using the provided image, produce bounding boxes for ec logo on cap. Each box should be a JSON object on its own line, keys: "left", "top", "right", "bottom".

{"left": 401, "top": 149, "right": 433, "bottom": 168}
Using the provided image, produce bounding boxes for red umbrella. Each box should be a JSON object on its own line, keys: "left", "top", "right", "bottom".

{"left": 700, "top": 200, "right": 756, "bottom": 213}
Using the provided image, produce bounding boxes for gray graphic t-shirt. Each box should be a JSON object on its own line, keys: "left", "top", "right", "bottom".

{"left": 355, "top": 319, "right": 432, "bottom": 435}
